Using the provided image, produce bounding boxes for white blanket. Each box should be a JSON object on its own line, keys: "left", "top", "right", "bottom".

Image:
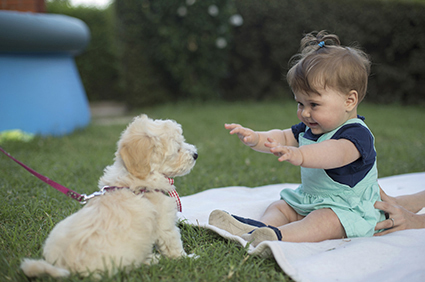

{"left": 178, "top": 172, "right": 425, "bottom": 282}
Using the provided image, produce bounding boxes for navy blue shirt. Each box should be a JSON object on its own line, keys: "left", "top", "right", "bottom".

{"left": 291, "top": 116, "right": 376, "bottom": 188}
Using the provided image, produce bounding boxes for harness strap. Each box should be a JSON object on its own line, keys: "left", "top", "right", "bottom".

{"left": 102, "top": 185, "right": 182, "bottom": 212}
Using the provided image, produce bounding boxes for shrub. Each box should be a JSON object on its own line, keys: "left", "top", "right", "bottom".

{"left": 115, "top": 0, "right": 241, "bottom": 107}
{"left": 47, "top": 0, "right": 122, "bottom": 102}
{"left": 224, "top": 0, "right": 425, "bottom": 104}
{"left": 52, "top": 0, "right": 425, "bottom": 106}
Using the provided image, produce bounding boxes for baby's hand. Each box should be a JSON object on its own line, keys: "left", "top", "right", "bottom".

{"left": 265, "top": 138, "right": 303, "bottom": 166}
{"left": 225, "top": 123, "right": 259, "bottom": 147}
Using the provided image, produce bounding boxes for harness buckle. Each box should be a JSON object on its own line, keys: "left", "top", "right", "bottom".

{"left": 80, "top": 188, "right": 106, "bottom": 204}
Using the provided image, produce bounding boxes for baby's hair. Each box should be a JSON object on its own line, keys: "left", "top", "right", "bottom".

{"left": 287, "top": 30, "right": 371, "bottom": 102}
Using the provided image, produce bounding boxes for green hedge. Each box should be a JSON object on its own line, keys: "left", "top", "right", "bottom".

{"left": 47, "top": 1, "right": 122, "bottom": 102}
{"left": 48, "top": 0, "right": 424, "bottom": 106}
{"left": 115, "top": 0, "right": 239, "bottom": 106}
{"left": 225, "top": 0, "right": 425, "bottom": 104}
{"left": 117, "top": 0, "right": 425, "bottom": 106}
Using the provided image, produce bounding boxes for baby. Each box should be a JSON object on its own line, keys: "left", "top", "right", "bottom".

{"left": 209, "top": 31, "right": 385, "bottom": 246}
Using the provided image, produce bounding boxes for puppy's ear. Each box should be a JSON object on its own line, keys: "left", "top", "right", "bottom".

{"left": 119, "top": 135, "right": 152, "bottom": 179}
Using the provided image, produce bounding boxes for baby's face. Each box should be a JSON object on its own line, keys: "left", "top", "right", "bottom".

{"left": 294, "top": 88, "right": 357, "bottom": 135}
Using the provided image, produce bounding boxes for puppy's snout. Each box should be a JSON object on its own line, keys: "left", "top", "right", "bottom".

{"left": 193, "top": 153, "right": 198, "bottom": 160}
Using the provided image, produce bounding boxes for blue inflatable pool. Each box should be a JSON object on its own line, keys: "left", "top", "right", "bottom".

{"left": 0, "top": 11, "right": 91, "bottom": 136}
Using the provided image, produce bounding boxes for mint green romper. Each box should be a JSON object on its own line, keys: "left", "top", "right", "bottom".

{"left": 280, "top": 118, "right": 386, "bottom": 238}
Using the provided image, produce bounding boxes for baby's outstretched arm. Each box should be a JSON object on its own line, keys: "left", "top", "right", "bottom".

{"left": 225, "top": 124, "right": 297, "bottom": 153}
{"left": 265, "top": 138, "right": 361, "bottom": 169}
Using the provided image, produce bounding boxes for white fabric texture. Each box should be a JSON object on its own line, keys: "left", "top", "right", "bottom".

{"left": 178, "top": 172, "right": 425, "bottom": 282}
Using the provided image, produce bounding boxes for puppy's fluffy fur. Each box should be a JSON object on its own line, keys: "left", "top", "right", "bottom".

{"left": 21, "top": 114, "right": 197, "bottom": 278}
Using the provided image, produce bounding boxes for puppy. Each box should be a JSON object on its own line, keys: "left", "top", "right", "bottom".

{"left": 21, "top": 114, "right": 198, "bottom": 278}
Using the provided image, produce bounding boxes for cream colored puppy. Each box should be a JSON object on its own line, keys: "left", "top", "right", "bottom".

{"left": 21, "top": 114, "right": 198, "bottom": 278}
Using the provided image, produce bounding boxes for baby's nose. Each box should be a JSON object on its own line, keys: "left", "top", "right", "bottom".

{"left": 301, "top": 109, "right": 310, "bottom": 118}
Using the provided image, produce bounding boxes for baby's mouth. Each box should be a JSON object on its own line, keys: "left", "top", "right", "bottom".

{"left": 305, "top": 121, "right": 319, "bottom": 128}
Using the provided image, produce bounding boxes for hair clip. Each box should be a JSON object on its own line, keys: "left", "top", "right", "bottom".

{"left": 318, "top": 41, "right": 325, "bottom": 48}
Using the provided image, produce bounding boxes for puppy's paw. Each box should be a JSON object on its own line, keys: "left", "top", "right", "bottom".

{"left": 185, "top": 253, "right": 200, "bottom": 259}
{"left": 144, "top": 253, "right": 161, "bottom": 265}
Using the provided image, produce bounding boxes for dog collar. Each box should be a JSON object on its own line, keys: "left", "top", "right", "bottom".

{"left": 101, "top": 178, "right": 182, "bottom": 212}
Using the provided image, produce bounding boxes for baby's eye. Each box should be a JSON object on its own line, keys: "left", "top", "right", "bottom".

{"left": 311, "top": 103, "right": 319, "bottom": 108}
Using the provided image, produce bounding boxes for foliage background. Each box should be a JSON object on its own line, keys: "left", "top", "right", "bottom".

{"left": 47, "top": 0, "right": 425, "bottom": 106}
{"left": 47, "top": 0, "right": 122, "bottom": 102}
{"left": 225, "top": 0, "right": 425, "bottom": 105}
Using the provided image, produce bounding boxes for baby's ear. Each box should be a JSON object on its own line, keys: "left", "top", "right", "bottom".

{"left": 119, "top": 135, "right": 152, "bottom": 179}
{"left": 346, "top": 90, "right": 358, "bottom": 111}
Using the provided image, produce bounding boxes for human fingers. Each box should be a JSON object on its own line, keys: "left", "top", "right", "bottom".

{"left": 374, "top": 201, "right": 394, "bottom": 230}
{"left": 227, "top": 126, "right": 258, "bottom": 146}
{"left": 378, "top": 185, "right": 386, "bottom": 199}
{"left": 375, "top": 217, "right": 396, "bottom": 231}
{"left": 225, "top": 124, "right": 247, "bottom": 138}
{"left": 226, "top": 125, "right": 248, "bottom": 136}
{"left": 269, "top": 146, "right": 290, "bottom": 161}
{"left": 277, "top": 150, "right": 291, "bottom": 162}
{"left": 264, "top": 137, "right": 279, "bottom": 148}
{"left": 374, "top": 201, "right": 410, "bottom": 235}
{"left": 378, "top": 186, "right": 401, "bottom": 209}
{"left": 379, "top": 190, "right": 397, "bottom": 206}
{"left": 374, "top": 214, "right": 408, "bottom": 235}
{"left": 224, "top": 123, "right": 242, "bottom": 131}
{"left": 374, "top": 225, "right": 402, "bottom": 236}
{"left": 374, "top": 200, "right": 392, "bottom": 213}
{"left": 228, "top": 126, "right": 250, "bottom": 137}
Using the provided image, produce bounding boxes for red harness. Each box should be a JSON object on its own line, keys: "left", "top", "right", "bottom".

{"left": 102, "top": 179, "right": 182, "bottom": 212}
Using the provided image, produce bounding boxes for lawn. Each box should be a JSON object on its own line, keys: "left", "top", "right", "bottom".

{"left": 1, "top": 101, "right": 424, "bottom": 281}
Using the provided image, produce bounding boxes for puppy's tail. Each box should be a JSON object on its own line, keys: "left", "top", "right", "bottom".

{"left": 20, "top": 258, "right": 70, "bottom": 278}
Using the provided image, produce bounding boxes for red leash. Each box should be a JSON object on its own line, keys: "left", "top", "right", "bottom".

{"left": 0, "top": 146, "right": 183, "bottom": 210}
{"left": 0, "top": 146, "right": 86, "bottom": 202}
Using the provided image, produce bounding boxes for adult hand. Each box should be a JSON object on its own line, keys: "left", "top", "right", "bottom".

{"left": 374, "top": 189, "right": 425, "bottom": 236}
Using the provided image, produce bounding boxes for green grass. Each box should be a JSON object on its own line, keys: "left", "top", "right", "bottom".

{"left": 1, "top": 101, "right": 424, "bottom": 281}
